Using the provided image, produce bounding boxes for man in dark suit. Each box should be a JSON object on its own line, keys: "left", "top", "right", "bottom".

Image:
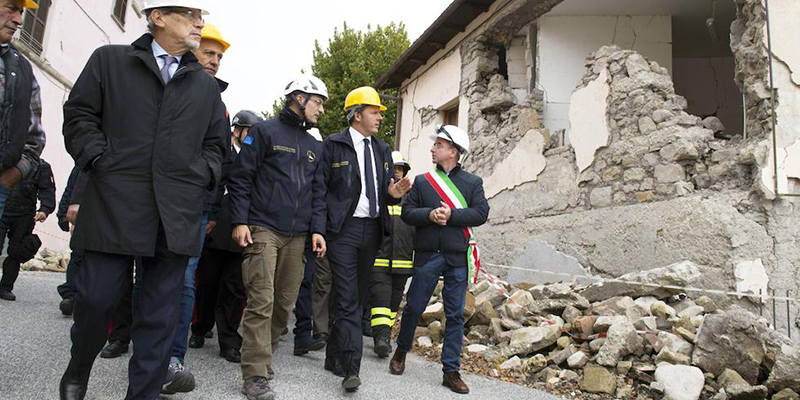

{"left": 59, "top": 2, "right": 226, "bottom": 399}
{"left": 321, "top": 86, "right": 410, "bottom": 392}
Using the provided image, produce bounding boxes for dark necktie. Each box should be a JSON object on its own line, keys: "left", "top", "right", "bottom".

{"left": 363, "top": 138, "right": 378, "bottom": 218}
{"left": 160, "top": 55, "right": 177, "bottom": 84}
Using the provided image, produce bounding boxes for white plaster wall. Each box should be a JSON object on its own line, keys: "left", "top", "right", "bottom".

{"left": 397, "top": 48, "right": 463, "bottom": 179}
{"left": 25, "top": 0, "right": 148, "bottom": 250}
{"left": 758, "top": 0, "right": 800, "bottom": 197}
{"left": 537, "top": 15, "right": 672, "bottom": 140}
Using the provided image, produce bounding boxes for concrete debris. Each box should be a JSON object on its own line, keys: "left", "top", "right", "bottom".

{"left": 410, "top": 264, "right": 795, "bottom": 397}
{"left": 580, "top": 261, "right": 702, "bottom": 302}
{"left": 773, "top": 389, "right": 800, "bottom": 400}
{"left": 581, "top": 365, "right": 616, "bottom": 395}
{"left": 655, "top": 364, "right": 705, "bottom": 400}
{"left": 22, "top": 249, "right": 70, "bottom": 273}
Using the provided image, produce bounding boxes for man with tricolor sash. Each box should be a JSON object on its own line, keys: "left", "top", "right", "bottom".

{"left": 389, "top": 124, "right": 489, "bottom": 395}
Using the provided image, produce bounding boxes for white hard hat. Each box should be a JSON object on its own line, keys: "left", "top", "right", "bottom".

{"left": 307, "top": 127, "right": 323, "bottom": 142}
{"left": 431, "top": 124, "right": 470, "bottom": 155}
{"left": 284, "top": 75, "right": 329, "bottom": 101}
{"left": 141, "top": 0, "right": 210, "bottom": 15}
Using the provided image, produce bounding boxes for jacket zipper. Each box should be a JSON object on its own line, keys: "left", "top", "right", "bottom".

{"left": 289, "top": 130, "right": 301, "bottom": 237}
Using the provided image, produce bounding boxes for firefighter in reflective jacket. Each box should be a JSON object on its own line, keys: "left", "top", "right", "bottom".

{"left": 368, "top": 151, "right": 415, "bottom": 358}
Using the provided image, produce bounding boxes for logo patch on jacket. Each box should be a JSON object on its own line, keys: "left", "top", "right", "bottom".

{"left": 243, "top": 136, "right": 254, "bottom": 145}
{"left": 307, "top": 150, "right": 316, "bottom": 163}
{"left": 384, "top": 162, "right": 389, "bottom": 172}
{"left": 273, "top": 145, "right": 297, "bottom": 154}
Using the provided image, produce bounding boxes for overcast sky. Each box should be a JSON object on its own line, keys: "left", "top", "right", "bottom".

{"left": 203, "top": 1, "right": 453, "bottom": 117}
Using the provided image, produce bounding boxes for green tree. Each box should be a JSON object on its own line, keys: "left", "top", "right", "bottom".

{"left": 311, "top": 22, "right": 410, "bottom": 147}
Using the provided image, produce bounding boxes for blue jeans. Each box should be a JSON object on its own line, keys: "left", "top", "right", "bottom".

{"left": 170, "top": 212, "right": 208, "bottom": 365}
{"left": 396, "top": 253, "right": 467, "bottom": 373}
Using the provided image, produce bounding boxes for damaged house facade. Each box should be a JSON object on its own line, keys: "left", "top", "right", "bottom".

{"left": 376, "top": 0, "right": 800, "bottom": 336}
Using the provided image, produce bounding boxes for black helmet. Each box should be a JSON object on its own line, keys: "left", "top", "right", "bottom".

{"left": 231, "top": 110, "right": 263, "bottom": 127}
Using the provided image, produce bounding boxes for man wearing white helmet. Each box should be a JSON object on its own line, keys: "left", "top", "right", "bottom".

{"left": 59, "top": 0, "right": 226, "bottom": 399}
{"left": 389, "top": 125, "right": 489, "bottom": 394}
{"left": 228, "top": 75, "right": 329, "bottom": 400}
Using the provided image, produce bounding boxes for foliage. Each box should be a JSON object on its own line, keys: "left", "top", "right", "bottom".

{"left": 263, "top": 23, "right": 409, "bottom": 146}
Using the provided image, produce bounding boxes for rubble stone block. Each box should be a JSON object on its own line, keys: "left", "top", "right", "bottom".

{"left": 581, "top": 365, "right": 617, "bottom": 394}
{"left": 655, "top": 163, "right": 685, "bottom": 183}
{"left": 421, "top": 302, "right": 445, "bottom": 325}
{"left": 500, "top": 355, "right": 522, "bottom": 370}
{"left": 702, "top": 116, "right": 726, "bottom": 133}
{"left": 766, "top": 344, "right": 800, "bottom": 393}
{"left": 429, "top": 321, "right": 444, "bottom": 343}
{"left": 590, "top": 186, "right": 613, "bottom": 207}
{"left": 509, "top": 325, "right": 561, "bottom": 356}
{"left": 567, "top": 351, "right": 589, "bottom": 369}
{"left": 580, "top": 261, "right": 702, "bottom": 302}
{"left": 695, "top": 296, "right": 718, "bottom": 313}
{"left": 692, "top": 309, "right": 778, "bottom": 384}
{"left": 523, "top": 353, "right": 548, "bottom": 374}
{"left": 655, "top": 348, "right": 691, "bottom": 365}
{"left": 655, "top": 364, "right": 705, "bottom": 400}
{"left": 772, "top": 389, "right": 800, "bottom": 400}
{"left": 652, "top": 301, "right": 677, "bottom": 320}
{"left": 597, "top": 319, "right": 642, "bottom": 366}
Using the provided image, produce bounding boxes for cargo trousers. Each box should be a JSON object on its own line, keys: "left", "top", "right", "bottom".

{"left": 240, "top": 225, "right": 305, "bottom": 380}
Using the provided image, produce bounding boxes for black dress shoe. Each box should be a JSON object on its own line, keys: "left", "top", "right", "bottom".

{"left": 59, "top": 298, "right": 74, "bottom": 316}
{"left": 0, "top": 289, "right": 16, "bottom": 301}
{"left": 59, "top": 374, "right": 87, "bottom": 400}
{"left": 188, "top": 335, "right": 205, "bottom": 349}
{"left": 220, "top": 348, "right": 241, "bottom": 363}
{"left": 342, "top": 374, "right": 361, "bottom": 392}
{"left": 324, "top": 357, "right": 345, "bottom": 377}
{"left": 100, "top": 341, "right": 128, "bottom": 359}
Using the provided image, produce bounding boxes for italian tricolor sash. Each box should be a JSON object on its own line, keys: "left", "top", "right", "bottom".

{"left": 424, "top": 169, "right": 481, "bottom": 285}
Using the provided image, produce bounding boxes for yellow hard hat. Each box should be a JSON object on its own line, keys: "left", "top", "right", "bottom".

{"left": 343, "top": 86, "right": 387, "bottom": 112}
{"left": 201, "top": 23, "right": 230, "bottom": 52}
{"left": 21, "top": 0, "right": 38, "bottom": 9}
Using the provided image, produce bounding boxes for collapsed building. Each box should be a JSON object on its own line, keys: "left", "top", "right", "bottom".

{"left": 376, "top": 0, "right": 800, "bottom": 338}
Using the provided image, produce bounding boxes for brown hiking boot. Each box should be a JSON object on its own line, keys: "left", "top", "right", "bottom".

{"left": 442, "top": 371, "right": 470, "bottom": 394}
{"left": 389, "top": 349, "right": 406, "bottom": 375}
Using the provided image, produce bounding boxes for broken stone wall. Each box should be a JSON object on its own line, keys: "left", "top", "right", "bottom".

{"left": 536, "top": 15, "right": 673, "bottom": 140}
{"left": 448, "top": 0, "right": 800, "bottom": 338}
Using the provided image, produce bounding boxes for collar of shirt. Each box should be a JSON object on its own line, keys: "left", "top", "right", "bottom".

{"left": 0, "top": 43, "right": 9, "bottom": 57}
{"left": 349, "top": 127, "right": 370, "bottom": 147}
{"left": 151, "top": 39, "right": 184, "bottom": 69}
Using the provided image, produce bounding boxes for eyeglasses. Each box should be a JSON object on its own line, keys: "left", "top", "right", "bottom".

{"left": 165, "top": 8, "right": 204, "bottom": 23}
{"left": 309, "top": 97, "right": 325, "bottom": 107}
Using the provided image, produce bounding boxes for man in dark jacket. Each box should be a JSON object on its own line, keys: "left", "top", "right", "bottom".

{"left": 321, "top": 86, "right": 410, "bottom": 392}
{"left": 189, "top": 110, "right": 261, "bottom": 364}
{"left": 389, "top": 125, "right": 489, "bottom": 395}
{"left": 0, "top": 0, "right": 47, "bottom": 221}
{"left": 228, "top": 76, "right": 328, "bottom": 400}
{"left": 59, "top": 3, "right": 226, "bottom": 399}
{"left": 0, "top": 158, "right": 54, "bottom": 301}
{"left": 367, "top": 151, "right": 414, "bottom": 358}
{"left": 159, "top": 21, "right": 233, "bottom": 396}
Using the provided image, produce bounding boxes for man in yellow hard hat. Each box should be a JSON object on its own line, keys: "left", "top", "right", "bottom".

{"left": 320, "top": 86, "right": 411, "bottom": 392}
{"left": 158, "top": 21, "right": 232, "bottom": 395}
{"left": 0, "top": 0, "right": 46, "bottom": 231}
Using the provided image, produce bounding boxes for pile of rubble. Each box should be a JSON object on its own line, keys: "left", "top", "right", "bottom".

{"left": 408, "top": 261, "right": 800, "bottom": 400}
{"left": 20, "top": 248, "right": 70, "bottom": 273}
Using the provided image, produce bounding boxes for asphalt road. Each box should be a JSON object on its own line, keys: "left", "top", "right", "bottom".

{"left": 0, "top": 271, "right": 563, "bottom": 400}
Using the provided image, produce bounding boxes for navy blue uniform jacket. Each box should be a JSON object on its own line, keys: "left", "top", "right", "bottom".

{"left": 228, "top": 107, "right": 325, "bottom": 237}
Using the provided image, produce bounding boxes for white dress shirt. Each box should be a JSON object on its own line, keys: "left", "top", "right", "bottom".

{"left": 151, "top": 39, "right": 183, "bottom": 79}
{"left": 350, "top": 127, "right": 380, "bottom": 218}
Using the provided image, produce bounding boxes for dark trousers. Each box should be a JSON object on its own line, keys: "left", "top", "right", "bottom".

{"left": 58, "top": 249, "right": 84, "bottom": 300}
{"left": 109, "top": 283, "right": 133, "bottom": 344}
{"left": 0, "top": 213, "right": 35, "bottom": 292}
{"left": 293, "top": 241, "right": 316, "bottom": 341}
{"left": 368, "top": 270, "right": 410, "bottom": 333}
{"left": 191, "top": 246, "right": 245, "bottom": 351}
{"left": 396, "top": 253, "right": 467, "bottom": 373}
{"left": 325, "top": 218, "right": 381, "bottom": 375}
{"left": 63, "top": 225, "right": 189, "bottom": 400}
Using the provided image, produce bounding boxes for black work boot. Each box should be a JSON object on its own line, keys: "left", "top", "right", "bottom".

{"left": 99, "top": 340, "right": 128, "bottom": 359}
{"left": 373, "top": 326, "right": 391, "bottom": 358}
